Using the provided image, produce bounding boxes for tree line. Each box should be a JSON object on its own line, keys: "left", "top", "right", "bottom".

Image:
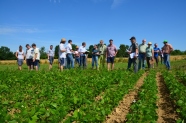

{"left": 0, "top": 45, "right": 186, "bottom": 60}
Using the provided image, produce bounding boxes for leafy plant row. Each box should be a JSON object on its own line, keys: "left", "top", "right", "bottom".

{"left": 126, "top": 70, "right": 158, "bottom": 123}
{"left": 64, "top": 71, "right": 144, "bottom": 122}
{"left": 162, "top": 71, "right": 186, "bottom": 122}
{"left": 0, "top": 69, "right": 132, "bottom": 122}
{"left": 175, "top": 71, "right": 186, "bottom": 84}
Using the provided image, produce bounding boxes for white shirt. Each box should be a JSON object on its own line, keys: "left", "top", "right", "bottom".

{"left": 66, "top": 43, "right": 72, "bottom": 54}
{"left": 17, "top": 50, "right": 24, "bottom": 59}
{"left": 34, "top": 48, "right": 40, "bottom": 60}
{"left": 78, "top": 46, "right": 87, "bottom": 56}
{"left": 26, "top": 48, "right": 34, "bottom": 59}
{"left": 59, "top": 43, "right": 66, "bottom": 58}
{"left": 48, "top": 49, "right": 54, "bottom": 57}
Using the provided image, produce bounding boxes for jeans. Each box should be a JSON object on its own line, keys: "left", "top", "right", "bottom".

{"left": 80, "top": 56, "right": 86, "bottom": 69}
{"left": 75, "top": 57, "right": 80, "bottom": 65}
{"left": 127, "top": 58, "right": 138, "bottom": 73}
{"left": 164, "top": 54, "right": 170, "bottom": 70}
{"left": 66, "top": 54, "right": 74, "bottom": 69}
{"left": 138, "top": 53, "right": 146, "bottom": 70}
{"left": 92, "top": 55, "right": 98, "bottom": 67}
{"left": 98, "top": 55, "right": 105, "bottom": 69}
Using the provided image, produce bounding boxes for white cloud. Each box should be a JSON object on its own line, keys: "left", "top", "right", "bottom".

{"left": 111, "top": 0, "right": 124, "bottom": 9}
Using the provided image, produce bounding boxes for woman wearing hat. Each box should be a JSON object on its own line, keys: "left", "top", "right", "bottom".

{"left": 59, "top": 38, "right": 67, "bottom": 71}
{"left": 146, "top": 42, "right": 154, "bottom": 69}
{"left": 92, "top": 44, "right": 99, "bottom": 69}
{"left": 15, "top": 45, "right": 24, "bottom": 70}
{"left": 74, "top": 46, "right": 80, "bottom": 66}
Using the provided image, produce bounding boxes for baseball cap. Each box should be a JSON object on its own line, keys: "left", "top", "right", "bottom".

{"left": 163, "top": 40, "right": 168, "bottom": 43}
{"left": 130, "top": 36, "right": 136, "bottom": 40}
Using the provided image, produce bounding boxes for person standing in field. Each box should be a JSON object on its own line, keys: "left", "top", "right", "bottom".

{"left": 153, "top": 43, "right": 161, "bottom": 68}
{"left": 127, "top": 37, "right": 138, "bottom": 73}
{"left": 25, "top": 44, "right": 34, "bottom": 70}
{"left": 47, "top": 45, "right": 54, "bottom": 70}
{"left": 146, "top": 42, "right": 154, "bottom": 69}
{"left": 32, "top": 43, "right": 40, "bottom": 71}
{"left": 92, "top": 44, "right": 99, "bottom": 70}
{"left": 74, "top": 46, "right": 80, "bottom": 66}
{"left": 59, "top": 38, "right": 67, "bottom": 71}
{"left": 138, "top": 39, "right": 147, "bottom": 70}
{"left": 162, "top": 40, "right": 173, "bottom": 70}
{"left": 78, "top": 42, "right": 87, "bottom": 69}
{"left": 98, "top": 40, "right": 107, "bottom": 69}
{"left": 106, "top": 39, "right": 117, "bottom": 71}
{"left": 66, "top": 40, "right": 74, "bottom": 69}
{"left": 15, "top": 45, "right": 24, "bottom": 70}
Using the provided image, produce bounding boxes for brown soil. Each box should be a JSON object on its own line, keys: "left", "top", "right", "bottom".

{"left": 104, "top": 72, "right": 147, "bottom": 123}
{"left": 156, "top": 72, "right": 179, "bottom": 123}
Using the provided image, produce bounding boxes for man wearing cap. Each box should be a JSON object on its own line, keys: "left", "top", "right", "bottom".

{"left": 74, "top": 46, "right": 80, "bottom": 66}
{"left": 127, "top": 36, "right": 138, "bottom": 73}
{"left": 47, "top": 45, "right": 54, "bottom": 70}
{"left": 78, "top": 42, "right": 87, "bottom": 69}
{"left": 106, "top": 39, "right": 117, "bottom": 71}
{"left": 146, "top": 42, "right": 154, "bottom": 69}
{"left": 59, "top": 38, "right": 67, "bottom": 71}
{"left": 98, "top": 40, "right": 107, "bottom": 69}
{"left": 66, "top": 40, "right": 74, "bottom": 69}
{"left": 32, "top": 43, "right": 40, "bottom": 71}
{"left": 25, "top": 44, "right": 34, "bottom": 70}
{"left": 162, "top": 40, "right": 173, "bottom": 70}
{"left": 138, "top": 39, "right": 147, "bottom": 70}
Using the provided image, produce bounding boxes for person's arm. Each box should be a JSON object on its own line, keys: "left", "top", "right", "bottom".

{"left": 47, "top": 50, "right": 50, "bottom": 59}
{"left": 135, "top": 44, "right": 138, "bottom": 57}
{"left": 105, "top": 47, "right": 108, "bottom": 58}
{"left": 169, "top": 45, "right": 173, "bottom": 53}
{"left": 114, "top": 47, "right": 117, "bottom": 56}
{"left": 152, "top": 48, "right": 154, "bottom": 60}
{"left": 15, "top": 52, "right": 18, "bottom": 59}
{"left": 22, "top": 52, "right": 25, "bottom": 60}
{"left": 60, "top": 45, "right": 66, "bottom": 52}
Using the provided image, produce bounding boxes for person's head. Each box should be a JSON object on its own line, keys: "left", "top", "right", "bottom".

{"left": 82, "top": 42, "right": 86, "bottom": 47}
{"left": 109, "top": 39, "right": 113, "bottom": 45}
{"left": 94, "top": 44, "right": 97, "bottom": 49}
{"left": 142, "top": 39, "right": 146, "bottom": 44}
{"left": 130, "top": 36, "right": 136, "bottom": 44}
{"left": 154, "top": 43, "right": 158, "bottom": 47}
{"left": 32, "top": 43, "right": 36, "bottom": 49}
{"left": 163, "top": 40, "right": 168, "bottom": 45}
{"left": 26, "top": 44, "right": 30, "bottom": 49}
{"left": 147, "top": 42, "right": 152, "bottom": 47}
{"left": 76, "top": 46, "right": 79, "bottom": 50}
{"left": 19, "top": 45, "right": 22, "bottom": 52}
{"left": 68, "top": 40, "right": 72, "bottom": 44}
{"left": 50, "top": 45, "right": 53, "bottom": 49}
{"left": 60, "top": 38, "right": 66, "bottom": 44}
{"left": 100, "top": 40, "right": 104, "bottom": 45}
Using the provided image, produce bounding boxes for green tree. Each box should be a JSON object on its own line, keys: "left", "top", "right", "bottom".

{"left": 116, "top": 44, "right": 129, "bottom": 57}
{"left": 72, "top": 44, "right": 77, "bottom": 51}
{"left": 0, "top": 46, "right": 16, "bottom": 60}
{"left": 40, "top": 46, "right": 47, "bottom": 59}
{"left": 54, "top": 45, "right": 59, "bottom": 59}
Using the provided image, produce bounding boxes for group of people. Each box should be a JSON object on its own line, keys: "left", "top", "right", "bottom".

{"left": 15, "top": 36, "right": 173, "bottom": 72}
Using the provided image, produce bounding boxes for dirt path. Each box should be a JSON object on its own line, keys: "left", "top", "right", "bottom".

{"left": 104, "top": 72, "right": 147, "bottom": 123}
{"left": 156, "top": 72, "right": 179, "bottom": 123}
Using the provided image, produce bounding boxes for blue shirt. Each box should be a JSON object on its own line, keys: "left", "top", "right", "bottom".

{"left": 154, "top": 47, "right": 160, "bottom": 57}
{"left": 92, "top": 49, "right": 99, "bottom": 56}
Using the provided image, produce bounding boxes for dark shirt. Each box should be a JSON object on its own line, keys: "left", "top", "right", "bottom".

{"left": 129, "top": 43, "right": 138, "bottom": 53}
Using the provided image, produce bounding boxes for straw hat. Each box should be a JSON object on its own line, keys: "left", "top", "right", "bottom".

{"left": 148, "top": 42, "right": 152, "bottom": 45}
{"left": 76, "top": 46, "right": 79, "bottom": 48}
{"left": 61, "top": 38, "right": 66, "bottom": 42}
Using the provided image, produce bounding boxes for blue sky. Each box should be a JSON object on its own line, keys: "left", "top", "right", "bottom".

{"left": 0, "top": 0, "right": 186, "bottom": 52}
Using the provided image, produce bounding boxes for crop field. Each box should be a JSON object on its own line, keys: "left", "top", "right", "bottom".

{"left": 0, "top": 60, "right": 186, "bottom": 123}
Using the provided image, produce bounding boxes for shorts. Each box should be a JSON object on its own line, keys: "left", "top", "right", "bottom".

{"left": 107, "top": 57, "right": 115, "bottom": 63}
{"left": 49, "top": 56, "right": 54, "bottom": 65}
{"left": 33, "top": 60, "right": 39, "bottom": 66}
{"left": 60, "top": 58, "right": 65, "bottom": 66}
{"left": 17, "top": 59, "right": 23, "bottom": 66}
{"left": 26, "top": 59, "right": 33, "bottom": 66}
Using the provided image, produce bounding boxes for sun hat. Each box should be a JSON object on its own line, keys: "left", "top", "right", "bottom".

{"left": 61, "top": 38, "right": 66, "bottom": 42}
{"left": 130, "top": 36, "right": 136, "bottom": 40}
{"left": 163, "top": 40, "right": 168, "bottom": 43}
{"left": 148, "top": 42, "right": 152, "bottom": 45}
{"left": 76, "top": 46, "right": 79, "bottom": 48}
